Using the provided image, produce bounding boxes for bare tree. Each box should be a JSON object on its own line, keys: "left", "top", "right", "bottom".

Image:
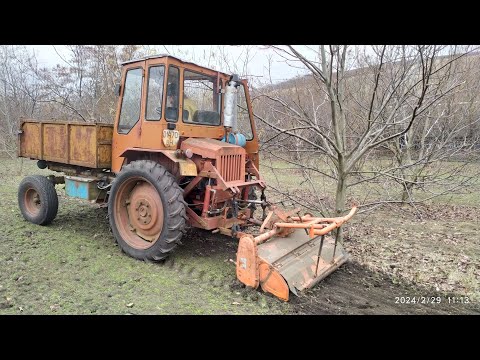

{"left": 368, "top": 60, "right": 480, "bottom": 204}
{"left": 28, "top": 45, "right": 146, "bottom": 122}
{"left": 254, "top": 45, "right": 477, "bottom": 240}
{"left": 0, "top": 45, "right": 44, "bottom": 157}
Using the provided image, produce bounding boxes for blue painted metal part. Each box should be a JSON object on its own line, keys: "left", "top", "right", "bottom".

{"left": 65, "top": 176, "right": 97, "bottom": 200}
{"left": 221, "top": 133, "right": 246, "bottom": 147}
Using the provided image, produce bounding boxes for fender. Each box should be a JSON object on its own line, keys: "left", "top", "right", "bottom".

{"left": 120, "top": 148, "right": 197, "bottom": 176}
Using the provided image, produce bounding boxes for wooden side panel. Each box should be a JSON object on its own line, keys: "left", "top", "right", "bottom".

{"left": 19, "top": 120, "right": 113, "bottom": 169}
{"left": 69, "top": 124, "right": 97, "bottom": 167}
{"left": 98, "top": 125, "right": 113, "bottom": 143}
{"left": 20, "top": 122, "right": 42, "bottom": 159}
{"left": 97, "top": 125, "right": 113, "bottom": 168}
{"left": 42, "top": 123, "right": 68, "bottom": 163}
{"left": 97, "top": 145, "right": 112, "bottom": 168}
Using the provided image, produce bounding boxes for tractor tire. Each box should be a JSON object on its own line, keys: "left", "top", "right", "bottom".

{"left": 18, "top": 175, "right": 59, "bottom": 225}
{"left": 108, "top": 160, "right": 187, "bottom": 262}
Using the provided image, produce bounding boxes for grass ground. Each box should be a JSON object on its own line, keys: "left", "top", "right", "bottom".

{"left": 0, "top": 158, "right": 289, "bottom": 314}
{"left": 0, "top": 157, "right": 478, "bottom": 314}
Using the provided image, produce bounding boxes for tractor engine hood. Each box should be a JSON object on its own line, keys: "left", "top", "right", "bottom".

{"left": 180, "top": 138, "right": 245, "bottom": 159}
{"left": 181, "top": 138, "right": 246, "bottom": 183}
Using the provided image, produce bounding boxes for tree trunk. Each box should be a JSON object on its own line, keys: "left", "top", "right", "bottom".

{"left": 401, "top": 183, "right": 411, "bottom": 202}
{"left": 335, "top": 171, "right": 347, "bottom": 242}
{"left": 335, "top": 173, "right": 347, "bottom": 216}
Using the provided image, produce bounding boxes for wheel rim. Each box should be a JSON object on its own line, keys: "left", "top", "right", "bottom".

{"left": 114, "top": 177, "right": 164, "bottom": 250}
{"left": 24, "top": 188, "right": 41, "bottom": 216}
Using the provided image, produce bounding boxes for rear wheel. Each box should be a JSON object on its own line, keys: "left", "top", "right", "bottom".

{"left": 18, "top": 175, "right": 58, "bottom": 225}
{"left": 108, "top": 160, "right": 187, "bottom": 262}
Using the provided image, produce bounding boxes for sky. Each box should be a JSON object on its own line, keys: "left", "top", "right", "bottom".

{"left": 28, "top": 45, "right": 314, "bottom": 84}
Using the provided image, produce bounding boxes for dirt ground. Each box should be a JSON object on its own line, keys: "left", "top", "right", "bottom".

{"left": 1, "top": 158, "right": 478, "bottom": 315}
{"left": 181, "top": 228, "right": 480, "bottom": 315}
{"left": 290, "top": 262, "right": 479, "bottom": 315}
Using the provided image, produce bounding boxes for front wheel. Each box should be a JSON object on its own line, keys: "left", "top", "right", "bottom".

{"left": 108, "top": 160, "right": 187, "bottom": 262}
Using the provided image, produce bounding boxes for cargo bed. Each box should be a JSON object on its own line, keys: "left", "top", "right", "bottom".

{"left": 18, "top": 120, "right": 113, "bottom": 169}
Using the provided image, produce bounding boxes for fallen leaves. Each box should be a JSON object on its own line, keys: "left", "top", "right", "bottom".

{"left": 347, "top": 203, "right": 479, "bottom": 301}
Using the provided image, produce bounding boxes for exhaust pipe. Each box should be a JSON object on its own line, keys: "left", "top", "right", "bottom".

{"left": 223, "top": 74, "right": 240, "bottom": 132}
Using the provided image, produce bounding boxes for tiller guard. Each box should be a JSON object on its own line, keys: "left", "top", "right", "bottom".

{"left": 236, "top": 206, "right": 357, "bottom": 301}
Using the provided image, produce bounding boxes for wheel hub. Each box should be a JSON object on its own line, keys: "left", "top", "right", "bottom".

{"left": 135, "top": 200, "right": 152, "bottom": 225}
{"left": 124, "top": 182, "right": 164, "bottom": 244}
{"left": 25, "top": 188, "right": 41, "bottom": 215}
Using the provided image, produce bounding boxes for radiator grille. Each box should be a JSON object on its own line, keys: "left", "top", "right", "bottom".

{"left": 218, "top": 154, "right": 244, "bottom": 182}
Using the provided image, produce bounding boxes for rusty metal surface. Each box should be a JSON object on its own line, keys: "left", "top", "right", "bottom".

{"left": 186, "top": 206, "right": 250, "bottom": 231}
{"left": 97, "top": 125, "right": 113, "bottom": 168}
{"left": 258, "top": 262, "right": 290, "bottom": 301}
{"left": 43, "top": 123, "right": 68, "bottom": 162}
{"left": 181, "top": 138, "right": 241, "bottom": 159}
{"left": 97, "top": 145, "right": 112, "bottom": 168}
{"left": 275, "top": 206, "right": 358, "bottom": 239}
{"left": 182, "top": 139, "right": 248, "bottom": 190}
{"left": 24, "top": 187, "right": 41, "bottom": 217}
{"left": 218, "top": 153, "right": 244, "bottom": 182}
{"left": 258, "top": 230, "right": 349, "bottom": 294}
{"left": 69, "top": 124, "right": 96, "bottom": 167}
{"left": 236, "top": 234, "right": 259, "bottom": 289}
{"left": 19, "top": 122, "right": 41, "bottom": 159}
{"left": 19, "top": 120, "right": 113, "bottom": 169}
{"left": 178, "top": 161, "right": 197, "bottom": 176}
{"left": 114, "top": 176, "right": 164, "bottom": 249}
{"left": 111, "top": 56, "right": 260, "bottom": 173}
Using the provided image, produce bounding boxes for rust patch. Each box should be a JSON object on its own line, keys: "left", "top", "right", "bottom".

{"left": 19, "top": 122, "right": 41, "bottom": 158}
{"left": 19, "top": 120, "right": 113, "bottom": 169}
{"left": 43, "top": 124, "right": 68, "bottom": 162}
{"left": 69, "top": 125, "right": 96, "bottom": 166}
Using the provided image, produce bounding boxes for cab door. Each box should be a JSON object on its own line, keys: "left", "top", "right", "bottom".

{"left": 141, "top": 58, "right": 166, "bottom": 149}
{"left": 141, "top": 60, "right": 181, "bottom": 150}
{"left": 112, "top": 61, "right": 146, "bottom": 173}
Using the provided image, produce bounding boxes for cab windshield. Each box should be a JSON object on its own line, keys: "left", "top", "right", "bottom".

{"left": 182, "top": 70, "right": 220, "bottom": 125}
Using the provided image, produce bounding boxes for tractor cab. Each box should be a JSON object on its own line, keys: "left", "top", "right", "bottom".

{"left": 111, "top": 54, "right": 259, "bottom": 174}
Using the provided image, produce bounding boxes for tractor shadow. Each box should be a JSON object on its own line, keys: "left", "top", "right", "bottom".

{"left": 180, "top": 228, "right": 239, "bottom": 257}
{"left": 50, "top": 201, "right": 239, "bottom": 265}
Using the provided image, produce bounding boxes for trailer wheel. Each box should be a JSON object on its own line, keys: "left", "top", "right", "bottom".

{"left": 108, "top": 160, "right": 187, "bottom": 262}
{"left": 18, "top": 175, "right": 59, "bottom": 225}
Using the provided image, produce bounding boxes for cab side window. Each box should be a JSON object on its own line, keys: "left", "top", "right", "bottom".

{"left": 145, "top": 66, "right": 165, "bottom": 121}
{"left": 118, "top": 68, "right": 143, "bottom": 134}
{"left": 183, "top": 70, "right": 220, "bottom": 125}
{"left": 165, "top": 66, "right": 180, "bottom": 122}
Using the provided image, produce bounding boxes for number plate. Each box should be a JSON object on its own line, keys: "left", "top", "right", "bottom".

{"left": 162, "top": 129, "right": 180, "bottom": 147}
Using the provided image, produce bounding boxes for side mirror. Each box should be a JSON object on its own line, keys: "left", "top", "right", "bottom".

{"left": 114, "top": 83, "right": 121, "bottom": 97}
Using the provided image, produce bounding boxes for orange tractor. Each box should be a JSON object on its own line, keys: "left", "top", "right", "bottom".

{"left": 17, "top": 55, "right": 356, "bottom": 301}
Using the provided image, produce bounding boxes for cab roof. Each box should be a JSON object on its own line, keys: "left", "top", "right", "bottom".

{"left": 121, "top": 54, "right": 230, "bottom": 78}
